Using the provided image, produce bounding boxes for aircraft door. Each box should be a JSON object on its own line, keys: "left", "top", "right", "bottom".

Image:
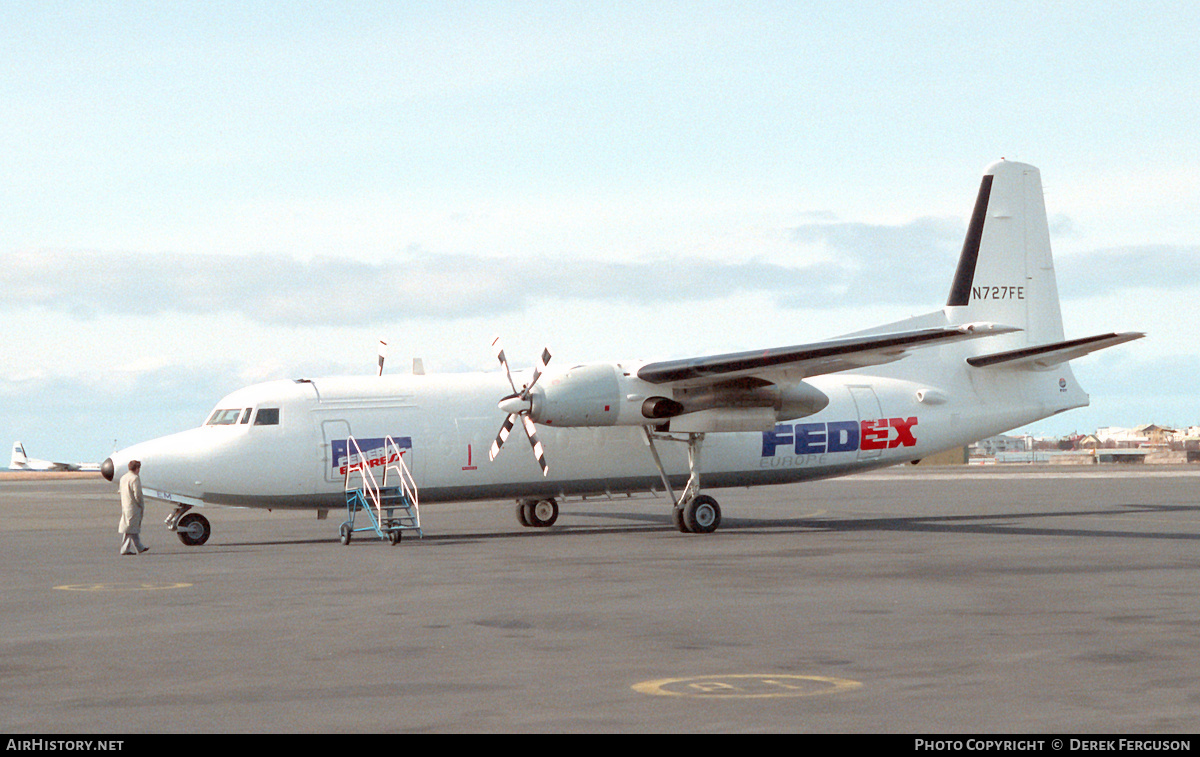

{"left": 321, "top": 419, "right": 351, "bottom": 484}
{"left": 848, "top": 386, "right": 883, "bottom": 461}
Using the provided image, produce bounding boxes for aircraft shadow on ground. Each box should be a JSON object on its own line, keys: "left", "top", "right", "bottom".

{"left": 211, "top": 502, "right": 1200, "bottom": 549}
{"left": 571, "top": 502, "right": 1200, "bottom": 542}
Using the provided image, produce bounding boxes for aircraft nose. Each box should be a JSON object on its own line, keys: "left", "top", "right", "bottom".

{"left": 101, "top": 457, "right": 115, "bottom": 482}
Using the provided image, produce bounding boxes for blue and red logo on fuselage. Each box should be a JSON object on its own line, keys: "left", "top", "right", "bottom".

{"left": 332, "top": 436, "right": 412, "bottom": 475}
{"left": 762, "top": 418, "right": 917, "bottom": 457}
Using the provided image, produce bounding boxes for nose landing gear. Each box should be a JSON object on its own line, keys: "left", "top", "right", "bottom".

{"left": 166, "top": 505, "right": 211, "bottom": 546}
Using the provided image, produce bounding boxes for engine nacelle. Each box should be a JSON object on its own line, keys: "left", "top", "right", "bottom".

{"left": 530, "top": 363, "right": 623, "bottom": 426}
{"left": 526, "top": 363, "right": 830, "bottom": 430}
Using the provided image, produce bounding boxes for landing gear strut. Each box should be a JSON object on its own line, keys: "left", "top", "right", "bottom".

{"left": 642, "top": 428, "right": 722, "bottom": 534}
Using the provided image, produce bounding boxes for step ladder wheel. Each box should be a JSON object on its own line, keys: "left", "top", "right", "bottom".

{"left": 388, "top": 528, "right": 402, "bottom": 545}
{"left": 339, "top": 522, "right": 352, "bottom": 545}
{"left": 515, "top": 501, "right": 531, "bottom": 527}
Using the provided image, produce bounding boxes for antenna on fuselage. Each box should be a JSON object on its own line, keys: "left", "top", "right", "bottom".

{"left": 377, "top": 340, "right": 388, "bottom": 376}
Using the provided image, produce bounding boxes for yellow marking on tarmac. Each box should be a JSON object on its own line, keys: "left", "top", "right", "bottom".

{"left": 632, "top": 673, "right": 861, "bottom": 698}
{"left": 54, "top": 582, "right": 193, "bottom": 592}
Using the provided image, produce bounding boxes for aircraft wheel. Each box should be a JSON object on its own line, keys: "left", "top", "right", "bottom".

{"left": 672, "top": 506, "right": 687, "bottom": 533}
{"left": 339, "top": 523, "right": 352, "bottom": 545}
{"left": 525, "top": 498, "right": 559, "bottom": 528}
{"left": 176, "top": 512, "right": 211, "bottom": 546}
{"left": 683, "top": 495, "right": 721, "bottom": 534}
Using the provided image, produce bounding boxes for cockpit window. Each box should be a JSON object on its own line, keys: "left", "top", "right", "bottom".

{"left": 253, "top": 408, "right": 280, "bottom": 426}
{"left": 206, "top": 408, "right": 244, "bottom": 426}
{"left": 239, "top": 408, "right": 253, "bottom": 424}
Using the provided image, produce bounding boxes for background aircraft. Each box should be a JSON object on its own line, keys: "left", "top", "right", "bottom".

{"left": 102, "top": 160, "right": 1142, "bottom": 545}
{"left": 9, "top": 442, "right": 99, "bottom": 472}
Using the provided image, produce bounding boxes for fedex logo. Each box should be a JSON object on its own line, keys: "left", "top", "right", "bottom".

{"left": 762, "top": 418, "right": 918, "bottom": 456}
{"left": 332, "top": 436, "right": 412, "bottom": 474}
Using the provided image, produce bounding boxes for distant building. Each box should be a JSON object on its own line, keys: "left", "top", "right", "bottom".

{"left": 971, "top": 434, "right": 1031, "bottom": 457}
{"left": 1077, "top": 434, "right": 1102, "bottom": 450}
{"left": 1093, "top": 425, "right": 1176, "bottom": 448}
{"left": 1136, "top": 424, "right": 1177, "bottom": 446}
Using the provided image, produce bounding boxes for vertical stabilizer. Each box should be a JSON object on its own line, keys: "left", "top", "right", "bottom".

{"left": 11, "top": 442, "right": 27, "bottom": 468}
{"left": 945, "top": 160, "right": 1065, "bottom": 350}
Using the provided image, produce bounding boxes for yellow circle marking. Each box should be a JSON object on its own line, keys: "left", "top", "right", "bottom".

{"left": 54, "top": 582, "right": 193, "bottom": 592}
{"left": 632, "top": 673, "right": 861, "bottom": 699}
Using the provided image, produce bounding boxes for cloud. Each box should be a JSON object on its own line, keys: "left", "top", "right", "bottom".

{"left": 785, "top": 216, "right": 965, "bottom": 306}
{"left": 1056, "top": 245, "right": 1200, "bottom": 298}
{"left": 1, "top": 364, "right": 244, "bottom": 460}
{"left": 4, "top": 249, "right": 833, "bottom": 324}
{"left": 8, "top": 235, "right": 1194, "bottom": 329}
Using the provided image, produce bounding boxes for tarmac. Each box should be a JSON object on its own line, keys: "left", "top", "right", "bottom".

{"left": 3, "top": 465, "right": 1200, "bottom": 734}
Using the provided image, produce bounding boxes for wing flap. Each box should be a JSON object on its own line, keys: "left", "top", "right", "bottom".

{"left": 966, "top": 332, "right": 1145, "bottom": 370}
{"left": 637, "top": 322, "right": 1019, "bottom": 386}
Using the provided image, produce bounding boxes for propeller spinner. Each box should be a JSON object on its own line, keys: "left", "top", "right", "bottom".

{"left": 488, "top": 337, "right": 552, "bottom": 476}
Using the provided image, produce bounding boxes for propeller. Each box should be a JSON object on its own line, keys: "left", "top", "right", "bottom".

{"left": 488, "top": 337, "right": 552, "bottom": 476}
{"left": 377, "top": 340, "right": 388, "bottom": 376}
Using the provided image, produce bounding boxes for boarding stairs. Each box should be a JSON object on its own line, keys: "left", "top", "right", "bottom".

{"left": 339, "top": 435, "right": 421, "bottom": 545}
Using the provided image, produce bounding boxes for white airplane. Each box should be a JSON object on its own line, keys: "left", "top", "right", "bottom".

{"left": 101, "top": 160, "right": 1143, "bottom": 546}
{"left": 9, "top": 442, "right": 99, "bottom": 472}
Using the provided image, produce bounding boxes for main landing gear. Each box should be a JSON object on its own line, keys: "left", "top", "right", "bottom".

{"left": 166, "top": 504, "right": 211, "bottom": 546}
{"left": 509, "top": 430, "right": 722, "bottom": 534}
{"left": 643, "top": 428, "right": 722, "bottom": 534}
{"left": 515, "top": 498, "right": 559, "bottom": 528}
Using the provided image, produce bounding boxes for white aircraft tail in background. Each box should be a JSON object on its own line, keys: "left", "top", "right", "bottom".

{"left": 102, "top": 160, "right": 1144, "bottom": 545}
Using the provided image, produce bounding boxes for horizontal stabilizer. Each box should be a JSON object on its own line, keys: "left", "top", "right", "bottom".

{"left": 966, "top": 332, "right": 1144, "bottom": 370}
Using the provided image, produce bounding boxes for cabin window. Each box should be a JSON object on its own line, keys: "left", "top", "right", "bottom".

{"left": 253, "top": 408, "right": 280, "bottom": 426}
{"left": 206, "top": 408, "right": 244, "bottom": 426}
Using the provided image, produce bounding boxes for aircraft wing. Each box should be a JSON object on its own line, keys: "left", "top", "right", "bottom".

{"left": 636, "top": 322, "right": 1019, "bottom": 387}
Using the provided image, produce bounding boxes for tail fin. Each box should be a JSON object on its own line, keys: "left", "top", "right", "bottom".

{"left": 11, "top": 442, "right": 27, "bottom": 468}
{"left": 945, "top": 159, "right": 1064, "bottom": 351}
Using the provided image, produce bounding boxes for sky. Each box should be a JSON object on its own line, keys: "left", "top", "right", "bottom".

{"left": 3, "top": 2, "right": 1198, "bottom": 464}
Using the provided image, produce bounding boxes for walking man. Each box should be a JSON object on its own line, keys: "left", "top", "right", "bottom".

{"left": 118, "top": 460, "right": 148, "bottom": 555}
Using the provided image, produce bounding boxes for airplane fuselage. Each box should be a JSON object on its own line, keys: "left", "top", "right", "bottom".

{"left": 112, "top": 359, "right": 1083, "bottom": 512}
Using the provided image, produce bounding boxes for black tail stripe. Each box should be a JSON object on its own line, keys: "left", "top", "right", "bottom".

{"left": 946, "top": 174, "right": 994, "bottom": 307}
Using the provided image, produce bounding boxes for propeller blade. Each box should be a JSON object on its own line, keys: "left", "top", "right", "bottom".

{"left": 521, "top": 414, "right": 549, "bottom": 476}
{"left": 489, "top": 413, "right": 518, "bottom": 461}
{"left": 492, "top": 336, "right": 518, "bottom": 394}
{"left": 525, "top": 346, "right": 552, "bottom": 397}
